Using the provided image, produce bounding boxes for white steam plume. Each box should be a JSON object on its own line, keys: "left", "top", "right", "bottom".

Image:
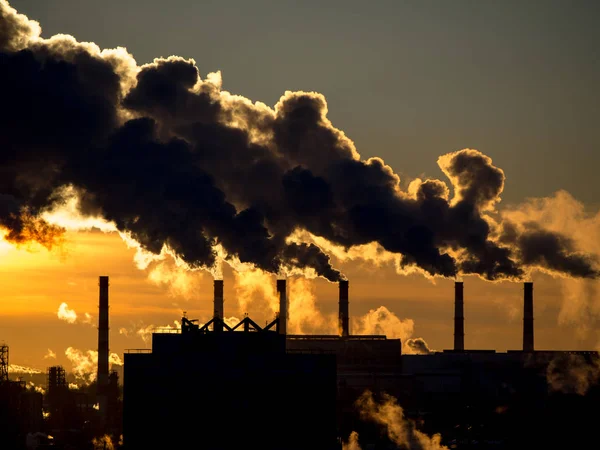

{"left": 64, "top": 347, "right": 122, "bottom": 383}
{"left": 57, "top": 302, "right": 94, "bottom": 326}
{"left": 57, "top": 302, "right": 77, "bottom": 324}
{"left": 352, "top": 306, "right": 433, "bottom": 354}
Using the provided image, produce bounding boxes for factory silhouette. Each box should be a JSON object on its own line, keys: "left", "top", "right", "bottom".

{"left": 1, "top": 275, "right": 599, "bottom": 449}
{"left": 2, "top": 1, "right": 600, "bottom": 448}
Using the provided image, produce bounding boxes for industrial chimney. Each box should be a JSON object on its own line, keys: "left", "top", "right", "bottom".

{"left": 523, "top": 281, "right": 534, "bottom": 352}
{"left": 454, "top": 281, "right": 465, "bottom": 351}
{"left": 214, "top": 279, "right": 224, "bottom": 332}
{"left": 97, "top": 275, "right": 109, "bottom": 423}
{"left": 339, "top": 280, "right": 349, "bottom": 337}
{"left": 277, "top": 279, "right": 287, "bottom": 335}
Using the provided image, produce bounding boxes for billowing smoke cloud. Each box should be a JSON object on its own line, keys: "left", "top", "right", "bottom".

{"left": 1, "top": 0, "right": 598, "bottom": 283}
{"left": 0, "top": 1, "right": 39, "bottom": 51}
{"left": 287, "top": 277, "right": 334, "bottom": 334}
{"left": 352, "top": 306, "right": 432, "bottom": 354}
{"left": 342, "top": 431, "right": 361, "bottom": 450}
{"left": 233, "top": 269, "right": 280, "bottom": 316}
{"left": 355, "top": 390, "right": 448, "bottom": 449}
{"left": 232, "top": 270, "right": 335, "bottom": 333}
{"left": 502, "top": 191, "right": 600, "bottom": 334}
{"left": 64, "top": 347, "right": 122, "bottom": 383}
{"left": 405, "top": 337, "right": 433, "bottom": 355}
{"left": 44, "top": 348, "right": 57, "bottom": 359}
{"left": 352, "top": 306, "right": 415, "bottom": 340}
{"left": 57, "top": 302, "right": 77, "bottom": 324}
{"left": 92, "top": 435, "right": 115, "bottom": 450}
{"left": 147, "top": 259, "right": 204, "bottom": 300}
{"left": 231, "top": 272, "right": 432, "bottom": 340}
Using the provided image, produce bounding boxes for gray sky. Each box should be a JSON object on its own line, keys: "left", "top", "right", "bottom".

{"left": 13, "top": 0, "right": 600, "bottom": 207}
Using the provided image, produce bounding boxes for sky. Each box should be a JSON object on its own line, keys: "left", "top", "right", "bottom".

{"left": 1, "top": 0, "right": 600, "bottom": 381}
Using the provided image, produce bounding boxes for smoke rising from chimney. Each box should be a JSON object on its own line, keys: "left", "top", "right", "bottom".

{"left": 64, "top": 347, "right": 122, "bottom": 384}
{"left": 1, "top": 0, "right": 599, "bottom": 283}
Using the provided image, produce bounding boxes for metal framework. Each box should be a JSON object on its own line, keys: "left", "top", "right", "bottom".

{"left": 0, "top": 344, "right": 8, "bottom": 383}
{"left": 47, "top": 365, "right": 67, "bottom": 393}
{"left": 181, "top": 315, "right": 280, "bottom": 335}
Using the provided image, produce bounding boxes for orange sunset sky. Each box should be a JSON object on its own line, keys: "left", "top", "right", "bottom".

{"left": 2, "top": 221, "right": 599, "bottom": 375}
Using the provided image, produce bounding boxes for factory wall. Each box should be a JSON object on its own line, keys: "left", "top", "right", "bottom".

{"left": 123, "top": 331, "right": 338, "bottom": 450}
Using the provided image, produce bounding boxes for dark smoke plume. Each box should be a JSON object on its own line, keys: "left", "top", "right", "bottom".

{"left": 0, "top": 0, "right": 598, "bottom": 281}
{"left": 405, "top": 338, "right": 432, "bottom": 355}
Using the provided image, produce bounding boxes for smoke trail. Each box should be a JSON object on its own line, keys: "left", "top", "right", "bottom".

{"left": 1, "top": 0, "right": 598, "bottom": 283}
{"left": 355, "top": 390, "right": 448, "bottom": 449}
{"left": 342, "top": 431, "right": 362, "bottom": 450}
{"left": 7, "top": 364, "right": 41, "bottom": 375}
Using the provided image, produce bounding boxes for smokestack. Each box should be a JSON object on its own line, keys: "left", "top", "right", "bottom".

{"left": 213, "top": 279, "right": 224, "bottom": 332}
{"left": 454, "top": 281, "right": 465, "bottom": 351}
{"left": 277, "top": 279, "right": 287, "bottom": 335}
{"left": 97, "top": 276, "right": 109, "bottom": 423}
{"left": 339, "top": 280, "right": 349, "bottom": 337}
{"left": 523, "top": 281, "right": 534, "bottom": 352}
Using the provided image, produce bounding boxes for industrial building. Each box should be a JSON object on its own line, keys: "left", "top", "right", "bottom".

{"left": 0, "top": 276, "right": 122, "bottom": 450}
{"left": 121, "top": 276, "right": 600, "bottom": 449}
{"left": 0, "top": 343, "right": 44, "bottom": 449}
{"left": 122, "top": 279, "right": 338, "bottom": 450}
{"left": 2, "top": 273, "right": 599, "bottom": 449}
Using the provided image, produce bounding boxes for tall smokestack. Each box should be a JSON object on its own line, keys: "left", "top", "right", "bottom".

{"left": 277, "top": 279, "right": 287, "bottom": 335}
{"left": 97, "top": 275, "right": 109, "bottom": 424}
{"left": 523, "top": 281, "right": 534, "bottom": 352}
{"left": 454, "top": 281, "right": 465, "bottom": 351}
{"left": 213, "top": 279, "right": 224, "bottom": 332}
{"left": 339, "top": 280, "right": 349, "bottom": 337}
